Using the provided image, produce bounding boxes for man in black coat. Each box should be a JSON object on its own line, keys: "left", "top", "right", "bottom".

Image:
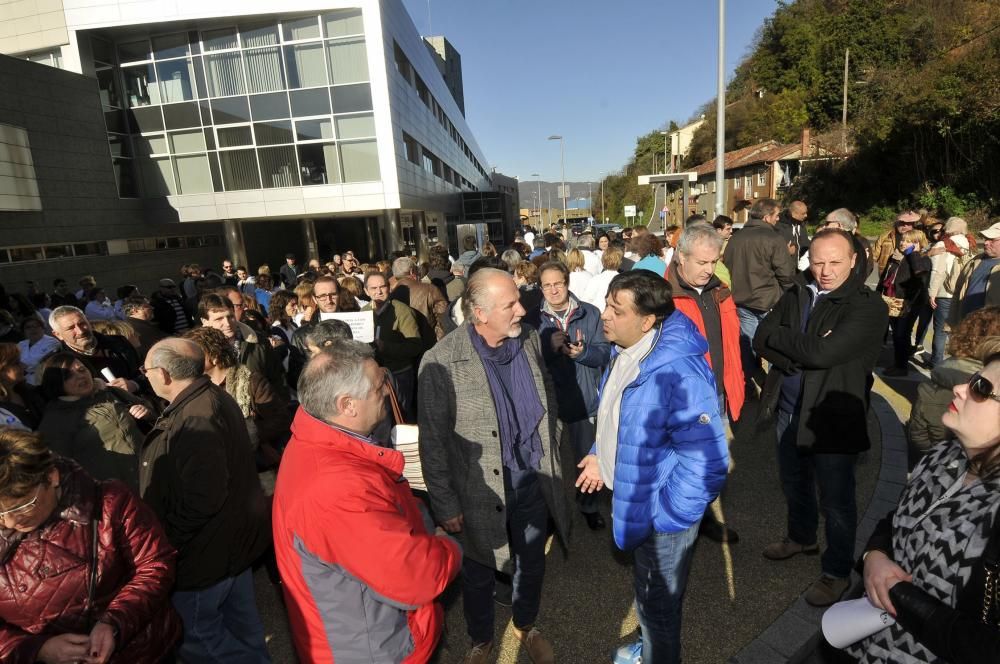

{"left": 49, "top": 305, "right": 143, "bottom": 393}
{"left": 753, "top": 229, "right": 888, "bottom": 608}
{"left": 776, "top": 200, "right": 810, "bottom": 259}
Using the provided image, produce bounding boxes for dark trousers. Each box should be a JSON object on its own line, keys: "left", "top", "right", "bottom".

{"left": 776, "top": 410, "right": 857, "bottom": 578}
{"left": 891, "top": 306, "right": 920, "bottom": 369}
{"left": 171, "top": 568, "right": 271, "bottom": 663}
{"left": 462, "top": 466, "right": 548, "bottom": 644}
{"left": 564, "top": 417, "right": 598, "bottom": 514}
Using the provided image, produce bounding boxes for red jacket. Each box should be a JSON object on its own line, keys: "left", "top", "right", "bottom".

{"left": 666, "top": 265, "right": 745, "bottom": 421}
{"left": 0, "top": 459, "right": 181, "bottom": 664}
{"left": 273, "top": 409, "right": 462, "bottom": 663}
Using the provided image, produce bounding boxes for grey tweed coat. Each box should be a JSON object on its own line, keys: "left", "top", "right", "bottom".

{"left": 417, "top": 322, "right": 571, "bottom": 573}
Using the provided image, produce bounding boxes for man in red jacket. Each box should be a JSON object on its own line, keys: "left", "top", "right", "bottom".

{"left": 273, "top": 340, "right": 462, "bottom": 663}
{"left": 667, "top": 223, "right": 744, "bottom": 544}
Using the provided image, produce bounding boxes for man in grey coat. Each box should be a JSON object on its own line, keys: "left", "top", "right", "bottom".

{"left": 418, "top": 268, "right": 570, "bottom": 664}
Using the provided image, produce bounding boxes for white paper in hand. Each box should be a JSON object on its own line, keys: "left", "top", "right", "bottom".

{"left": 822, "top": 596, "right": 896, "bottom": 649}
{"left": 100, "top": 368, "right": 116, "bottom": 382}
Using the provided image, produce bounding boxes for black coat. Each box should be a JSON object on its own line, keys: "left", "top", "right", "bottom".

{"left": 139, "top": 376, "right": 269, "bottom": 590}
{"left": 62, "top": 333, "right": 142, "bottom": 383}
{"left": 880, "top": 250, "right": 931, "bottom": 316}
{"left": 776, "top": 212, "right": 809, "bottom": 258}
{"left": 753, "top": 271, "right": 888, "bottom": 454}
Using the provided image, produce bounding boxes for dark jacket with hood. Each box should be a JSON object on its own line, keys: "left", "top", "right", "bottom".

{"left": 753, "top": 268, "right": 888, "bottom": 454}
{"left": 139, "top": 376, "right": 269, "bottom": 590}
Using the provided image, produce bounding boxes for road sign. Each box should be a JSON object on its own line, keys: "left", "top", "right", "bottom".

{"left": 624, "top": 205, "right": 637, "bottom": 217}
{"left": 587, "top": 216, "right": 594, "bottom": 223}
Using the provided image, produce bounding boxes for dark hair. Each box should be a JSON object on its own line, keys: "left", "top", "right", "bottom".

{"left": 538, "top": 261, "right": 569, "bottom": 283}
{"left": 184, "top": 326, "right": 237, "bottom": 369}
{"left": 197, "top": 293, "right": 234, "bottom": 320}
{"left": 606, "top": 271, "right": 675, "bottom": 324}
{"left": 269, "top": 289, "right": 298, "bottom": 325}
{"left": 947, "top": 307, "right": 1000, "bottom": 358}
{"left": 688, "top": 214, "right": 709, "bottom": 226}
{"left": 467, "top": 256, "right": 507, "bottom": 278}
{"left": 0, "top": 429, "right": 55, "bottom": 501}
{"left": 38, "top": 351, "right": 82, "bottom": 400}
{"left": 749, "top": 198, "right": 780, "bottom": 220}
{"left": 116, "top": 284, "right": 138, "bottom": 300}
{"left": 634, "top": 233, "right": 663, "bottom": 259}
{"left": 712, "top": 215, "right": 733, "bottom": 230}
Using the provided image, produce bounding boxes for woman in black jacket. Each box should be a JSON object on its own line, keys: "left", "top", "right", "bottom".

{"left": 855, "top": 352, "right": 1000, "bottom": 662}
{"left": 880, "top": 229, "right": 932, "bottom": 376}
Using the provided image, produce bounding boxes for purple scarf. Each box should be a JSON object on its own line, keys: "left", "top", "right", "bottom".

{"left": 468, "top": 326, "right": 544, "bottom": 470}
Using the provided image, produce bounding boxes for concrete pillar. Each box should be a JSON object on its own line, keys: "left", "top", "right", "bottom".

{"left": 301, "top": 218, "right": 319, "bottom": 262}
{"left": 364, "top": 217, "right": 380, "bottom": 262}
{"left": 380, "top": 209, "right": 403, "bottom": 255}
{"left": 222, "top": 219, "right": 248, "bottom": 269}
{"left": 415, "top": 211, "right": 430, "bottom": 262}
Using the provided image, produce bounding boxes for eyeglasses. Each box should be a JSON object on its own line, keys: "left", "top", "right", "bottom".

{"left": 139, "top": 365, "right": 161, "bottom": 375}
{"left": 541, "top": 282, "right": 567, "bottom": 292}
{"left": 0, "top": 484, "right": 42, "bottom": 521}
{"left": 314, "top": 292, "right": 338, "bottom": 301}
{"left": 968, "top": 372, "right": 1000, "bottom": 403}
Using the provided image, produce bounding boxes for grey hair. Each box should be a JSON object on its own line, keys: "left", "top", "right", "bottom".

{"left": 304, "top": 319, "right": 353, "bottom": 346}
{"left": 149, "top": 338, "right": 205, "bottom": 380}
{"left": 500, "top": 249, "right": 522, "bottom": 273}
{"left": 944, "top": 216, "right": 967, "bottom": 235}
{"left": 677, "top": 224, "right": 724, "bottom": 256}
{"left": 826, "top": 207, "right": 858, "bottom": 233}
{"left": 577, "top": 234, "right": 595, "bottom": 249}
{"left": 49, "top": 305, "right": 85, "bottom": 330}
{"left": 392, "top": 256, "right": 416, "bottom": 279}
{"left": 461, "top": 267, "right": 509, "bottom": 323}
{"left": 297, "top": 339, "right": 375, "bottom": 420}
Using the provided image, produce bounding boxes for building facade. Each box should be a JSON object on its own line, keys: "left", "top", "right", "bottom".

{"left": 0, "top": 0, "right": 496, "bottom": 288}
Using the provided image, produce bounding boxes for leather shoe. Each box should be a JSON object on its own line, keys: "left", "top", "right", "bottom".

{"left": 699, "top": 517, "right": 739, "bottom": 543}
{"left": 763, "top": 538, "right": 819, "bottom": 560}
{"left": 804, "top": 574, "right": 850, "bottom": 607}
{"left": 583, "top": 511, "right": 606, "bottom": 530}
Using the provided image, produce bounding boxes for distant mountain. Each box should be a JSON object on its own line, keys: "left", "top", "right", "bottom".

{"left": 518, "top": 181, "right": 600, "bottom": 209}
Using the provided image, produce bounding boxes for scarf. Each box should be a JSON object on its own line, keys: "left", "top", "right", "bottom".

{"left": 468, "top": 326, "right": 544, "bottom": 471}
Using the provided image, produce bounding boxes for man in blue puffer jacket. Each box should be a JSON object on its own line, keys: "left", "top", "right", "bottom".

{"left": 576, "top": 271, "right": 729, "bottom": 664}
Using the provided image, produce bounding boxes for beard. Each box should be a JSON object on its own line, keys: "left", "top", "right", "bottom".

{"left": 72, "top": 333, "right": 97, "bottom": 353}
{"left": 506, "top": 322, "right": 522, "bottom": 339}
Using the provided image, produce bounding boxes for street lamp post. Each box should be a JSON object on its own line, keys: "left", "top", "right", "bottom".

{"left": 601, "top": 174, "right": 606, "bottom": 222}
{"left": 548, "top": 135, "right": 566, "bottom": 229}
{"left": 659, "top": 130, "right": 669, "bottom": 173}
{"left": 715, "top": 0, "right": 726, "bottom": 217}
{"left": 531, "top": 173, "right": 542, "bottom": 230}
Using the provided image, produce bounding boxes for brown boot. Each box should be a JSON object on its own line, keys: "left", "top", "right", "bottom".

{"left": 462, "top": 641, "right": 493, "bottom": 664}
{"left": 512, "top": 625, "right": 554, "bottom": 664}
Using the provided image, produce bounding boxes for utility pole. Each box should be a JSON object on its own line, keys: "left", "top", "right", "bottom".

{"left": 531, "top": 173, "right": 542, "bottom": 229}
{"left": 715, "top": 0, "right": 726, "bottom": 217}
{"left": 842, "top": 47, "right": 850, "bottom": 153}
{"left": 601, "top": 176, "right": 606, "bottom": 222}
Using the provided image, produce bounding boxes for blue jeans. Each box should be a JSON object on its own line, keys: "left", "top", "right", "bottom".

{"left": 776, "top": 410, "right": 857, "bottom": 579}
{"left": 736, "top": 306, "right": 766, "bottom": 389}
{"left": 931, "top": 297, "right": 952, "bottom": 366}
{"left": 633, "top": 522, "right": 701, "bottom": 664}
{"left": 565, "top": 418, "right": 598, "bottom": 513}
{"left": 462, "top": 466, "right": 549, "bottom": 644}
{"left": 171, "top": 569, "right": 271, "bottom": 663}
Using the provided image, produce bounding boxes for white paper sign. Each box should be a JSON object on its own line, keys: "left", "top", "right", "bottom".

{"left": 822, "top": 597, "right": 896, "bottom": 649}
{"left": 320, "top": 311, "right": 375, "bottom": 343}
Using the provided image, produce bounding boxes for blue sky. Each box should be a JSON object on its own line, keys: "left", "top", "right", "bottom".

{"left": 400, "top": 0, "right": 780, "bottom": 182}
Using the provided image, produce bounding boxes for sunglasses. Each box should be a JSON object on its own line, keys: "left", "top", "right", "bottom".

{"left": 968, "top": 372, "right": 1000, "bottom": 403}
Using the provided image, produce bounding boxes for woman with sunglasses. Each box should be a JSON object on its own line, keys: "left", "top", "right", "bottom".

{"left": 0, "top": 428, "right": 180, "bottom": 663}
{"left": 853, "top": 352, "right": 1000, "bottom": 662}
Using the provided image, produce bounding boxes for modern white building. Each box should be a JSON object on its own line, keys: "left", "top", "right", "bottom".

{"left": 0, "top": 0, "right": 498, "bottom": 270}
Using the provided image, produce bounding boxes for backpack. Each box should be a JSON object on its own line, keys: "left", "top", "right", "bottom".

{"left": 944, "top": 249, "right": 974, "bottom": 294}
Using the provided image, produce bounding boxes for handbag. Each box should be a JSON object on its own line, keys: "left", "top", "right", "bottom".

{"left": 881, "top": 295, "right": 904, "bottom": 318}
{"left": 386, "top": 377, "right": 425, "bottom": 492}
{"left": 982, "top": 509, "right": 1000, "bottom": 627}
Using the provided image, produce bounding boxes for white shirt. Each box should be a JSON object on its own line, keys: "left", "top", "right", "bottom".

{"left": 569, "top": 270, "right": 593, "bottom": 299}
{"left": 582, "top": 249, "right": 602, "bottom": 276}
{"left": 595, "top": 327, "right": 658, "bottom": 489}
{"left": 583, "top": 270, "right": 618, "bottom": 312}
{"left": 17, "top": 335, "right": 61, "bottom": 384}
{"left": 84, "top": 300, "right": 116, "bottom": 321}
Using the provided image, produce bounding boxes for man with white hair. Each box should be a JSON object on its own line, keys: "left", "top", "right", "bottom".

{"left": 391, "top": 255, "right": 447, "bottom": 341}
{"left": 575, "top": 234, "right": 603, "bottom": 276}
{"left": 49, "top": 305, "right": 141, "bottom": 392}
{"left": 273, "top": 340, "right": 462, "bottom": 663}
{"left": 418, "top": 268, "right": 570, "bottom": 664}
{"left": 925, "top": 216, "right": 973, "bottom": 365}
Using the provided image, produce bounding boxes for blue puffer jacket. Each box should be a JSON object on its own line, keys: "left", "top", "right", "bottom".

{"left": 527, "top": 294, "right": 611, "bottom": 422}
{"left": 596, "top": 311, "right": 730, "bottom": 551}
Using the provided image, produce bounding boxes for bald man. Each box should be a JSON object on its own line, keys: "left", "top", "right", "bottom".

{"left": 140, "top": 338, "right": 271, "bottom": 663}
{"left": 777, "top": 200, "right": 810, "bottom": 259}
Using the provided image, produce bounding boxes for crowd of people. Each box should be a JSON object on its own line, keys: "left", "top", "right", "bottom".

{"left": 0, "top": 198, "right": 997, "bottom": 664}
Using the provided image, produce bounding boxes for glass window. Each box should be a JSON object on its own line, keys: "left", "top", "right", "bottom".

{"left": 169, "top": 129, "right": 206, "bottom": 153}
{"left": 108, "top": 135, "right": 131, "bottom": 157}
{"left": 137, "top": 134, "right": 168, "bottom": 155}
{"left": 298, "top": 142, "right": 340, "bottom": 185}
{"left": 242, "top": 23, "right": 279, "bottom": 48}
{"left": 254, "top": 120, "right": 294, "bottom": 145}
{"left": 118, "top": 40, "right": 150, "bottom": 63}
{"left": 44, "top": 244, "right": 74, "bottom": 259}
{"left": 323, "top": 9, "right": 364, "bottom": 37}
{"left": 259, "top": 146, "right": 300, "bottom": 188}
{"left": 217, "top": 126, "right": 253, "bottom": 148}
{"left": 202, "top": 27, "right": 238, "bottom": 51}
{"left": 403, "top": 133, "right": 419, "bottom": 164}
{"left": 326, "top": 38, "right": 367, "bottom": 84}
{"left": 218, "top": 149, "right": 260, "bottom": 190}
{"left": 174, "top": 154, "right": 213, "bottom": 193}
{"left": 156, "top": 59, "right": 196, "bottom": 103}
{"left": 204, "top": 52, "right": 245, "bottom": 97}
{"left": 757, "top": 170, "right": 766, "bottom": 186}
{"left": 97, "top": 69, "right": 121, "bottom": 108}
{"left": 123, "top": 64, "right": 160, "bottom": 107}
{"left": 210, "top": 96, "right": 251, "bottom": 124}
{"left": 244, "top": 47, "right": 285, "bottom": 93}
{"left": 73, "top": 242, "right": 108, "bottom": 256}
{"left": 104, "top": 110, "right": 127, "bottom": 134}
{"left": 290, "top": 88, "right": 330, "bottom": 117}
{"left": 162, "top": 102, "right": 202, "bottom": 129}
{"left": 282, "top": 17, "right": 321, "bottom": 41}
{"left": 91, "top": 38, "right": 113, "bottom": 65}
{"left": 340, "top": 140, "right": 379, "bottom": 182}
{"left": 139, "top": 156, "right": 174, "bottom": 195}
{"left": 10, "top": 247, "right": 44, "bottom": 262}
{"left": 208, "top": 152, "right": 224, "bottom": 190}
{"left": 284, "top": 44, "right": 327, "bottom": 88}
{"left": 331, "top": 83, "right": 372, "bottom": 113}
{"left": 204, "top": 128, "right": 216, "bottom": 149}
{"left": 295, "top": 118, "right": 334, "bottom": 141}
{"left": 249, "top": 92, "right": 289, "bottom": 120}
{"left": 152, "top": 33, "right": 189, "bottom": 60}
{"left": 335, "top": 113, "right": 374, "bottom": 139}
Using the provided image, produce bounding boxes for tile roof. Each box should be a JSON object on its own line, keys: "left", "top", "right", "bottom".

{"left": 691, "top": 140, "right": 804, "bottom": 177}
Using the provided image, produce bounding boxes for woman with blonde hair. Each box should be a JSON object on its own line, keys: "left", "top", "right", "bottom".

{"left": 566, "top": 247, "right": 593, "bottom": 296}
{"left": 337, "top": 275, "right": 363, "bottom": 311}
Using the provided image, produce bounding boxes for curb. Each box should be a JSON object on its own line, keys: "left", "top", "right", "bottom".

{"left": 727, "top": 392, "right": 909, "bottom": 663}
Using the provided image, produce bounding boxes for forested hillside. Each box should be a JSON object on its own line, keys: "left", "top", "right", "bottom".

{"left": 597, "top": 0, "right": 999, "bottom": 228}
